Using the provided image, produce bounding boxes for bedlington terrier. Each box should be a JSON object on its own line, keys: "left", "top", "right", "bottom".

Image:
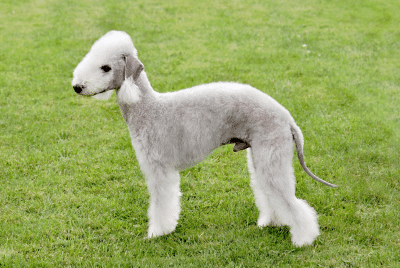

{"left": 72, "top": 31, "right": 337, "bottom": 246}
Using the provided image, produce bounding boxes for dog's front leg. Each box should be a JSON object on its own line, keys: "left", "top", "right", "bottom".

{"left": 144, "top": 168, "right": 182, "bottom": 238}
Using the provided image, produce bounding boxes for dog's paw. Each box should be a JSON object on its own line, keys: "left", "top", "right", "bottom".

{"left": 147, "top": 229, "right": 162, "bottom": 238}
{"left": 290, "top": 230, "right": 319, "bottom": 247}
{"left": 290, "top": 223, "right": 320, "bottom": 246}
{"left": 257, "top": 215, "right": 272, "bottom": 228}
{"left": 257, "top": 214, "right": 283, "bottom": 228}
{"left": 147, "top": 223, "right": 175, "bottom": 238}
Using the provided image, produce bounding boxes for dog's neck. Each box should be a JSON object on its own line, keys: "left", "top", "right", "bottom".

{"left": 134, "top": 71, "right": 155, "bottom": 95}
{"left": 116, "top": 70, "right": 157, "bottom": 124}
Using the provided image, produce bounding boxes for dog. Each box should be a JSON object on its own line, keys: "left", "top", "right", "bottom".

{"left": 72, "top": 31, "right": 337, "bottom": 246}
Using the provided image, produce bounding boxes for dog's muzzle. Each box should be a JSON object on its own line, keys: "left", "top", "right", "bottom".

{"left": 73, "top": 84, "right": 85, "bottom": 94}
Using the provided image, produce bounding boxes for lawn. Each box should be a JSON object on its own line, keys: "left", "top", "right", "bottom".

{"left": 1, "top": 0, "right": 399, "bottom": 266}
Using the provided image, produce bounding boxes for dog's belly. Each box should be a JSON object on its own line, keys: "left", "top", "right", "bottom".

{"left": 172, "top": 135, "right": 251, "bottom": 171}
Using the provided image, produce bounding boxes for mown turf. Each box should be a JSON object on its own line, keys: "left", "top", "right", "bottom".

{"left": 1, "top": 0, "right": 399, "bottom": 266}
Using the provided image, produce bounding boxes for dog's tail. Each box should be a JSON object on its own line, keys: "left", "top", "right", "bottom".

{"left": 290, "top": 124, "right": 338, "bottom": 188}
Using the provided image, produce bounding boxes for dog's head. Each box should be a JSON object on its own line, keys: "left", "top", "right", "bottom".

{"left": 72, "top": 31, "right": 144, "bottom": 99}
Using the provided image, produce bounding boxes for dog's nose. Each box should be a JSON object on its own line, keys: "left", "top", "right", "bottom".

{"left": 73, "top": 85, "right": 84, "bottom": 94}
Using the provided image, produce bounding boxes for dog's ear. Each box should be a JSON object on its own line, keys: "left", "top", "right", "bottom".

{"left": 123, "top": 54, "right": 144, "bottom": 81}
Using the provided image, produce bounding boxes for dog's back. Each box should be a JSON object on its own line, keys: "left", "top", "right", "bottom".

{"left": 145, "top": 82, "right": 294, "bottom": 169}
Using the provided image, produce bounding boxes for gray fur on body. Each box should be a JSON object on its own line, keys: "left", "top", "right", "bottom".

{"left": 118, "top": 58, "right": 336, "bottom": 187}
{"left": 71, "top": 31, "right": 337, "bottom": 246}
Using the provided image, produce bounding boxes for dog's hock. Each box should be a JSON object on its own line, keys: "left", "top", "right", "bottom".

{"left": 124, "top": 54, "right": 144, "bottom": 81}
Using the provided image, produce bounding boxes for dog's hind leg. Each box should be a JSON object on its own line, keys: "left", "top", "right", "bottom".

{"left": 144, "top": 167, "right": 182, "bottom": 238}
{"left": 251, "top": 134, "right": 320, "bottom": 246}
{"left": 247, "top": 148, "right": 281, "bottom": 227}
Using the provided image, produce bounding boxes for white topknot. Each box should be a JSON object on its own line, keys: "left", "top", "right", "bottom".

{"left": 89, "top": 31, "right": 137, "bottom": 61}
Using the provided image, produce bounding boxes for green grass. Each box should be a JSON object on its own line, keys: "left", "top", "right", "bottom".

{"left": 1, "top": 0, "right": 400, "bottom": 266}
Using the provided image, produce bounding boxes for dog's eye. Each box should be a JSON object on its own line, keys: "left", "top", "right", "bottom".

{"left": 101, "top": 65, "right": 112, "bottom": 73}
